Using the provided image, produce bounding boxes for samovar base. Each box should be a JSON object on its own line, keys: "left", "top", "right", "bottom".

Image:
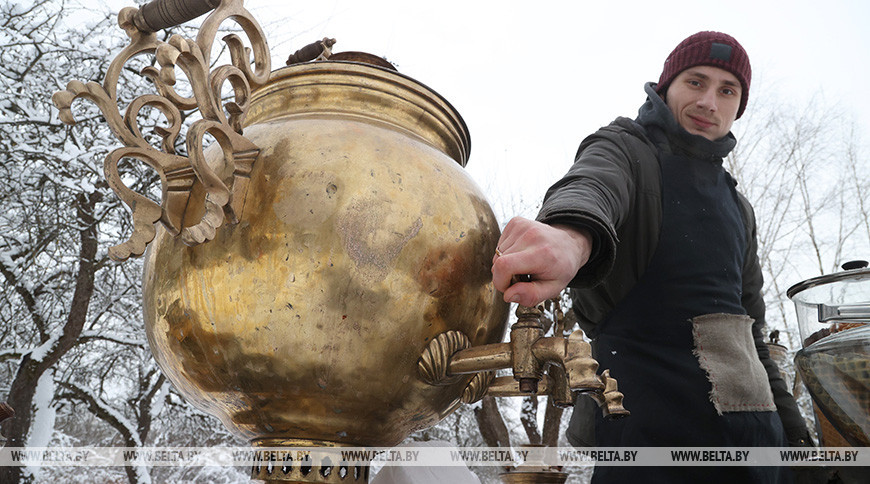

{"left": 250, "top": 439, "right": 370, "bottom": 483}
{"left": 499, "top": 470, "right": 569, "bottom": 484}
{"left": 252, "top": 463, "right": 369, "bottom": 484}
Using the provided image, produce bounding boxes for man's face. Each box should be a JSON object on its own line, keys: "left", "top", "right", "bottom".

{"left": 664, "top": 65, "right": 741, "bottom": 141}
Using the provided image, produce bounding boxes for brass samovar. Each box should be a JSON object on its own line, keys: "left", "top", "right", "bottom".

{"left": 53, "top": 1, "right": 627, "bottom": 482}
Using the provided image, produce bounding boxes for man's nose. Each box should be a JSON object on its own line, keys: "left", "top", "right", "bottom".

{"left": 696, "top": 88, "right": 718, "bottom": 112}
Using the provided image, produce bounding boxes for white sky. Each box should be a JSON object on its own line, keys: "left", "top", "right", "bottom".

{"left": 239, "top": 0, "right": 870, "bottom": 220}
{"left": 93, "top": 0, "right": 870, "bottom": 220}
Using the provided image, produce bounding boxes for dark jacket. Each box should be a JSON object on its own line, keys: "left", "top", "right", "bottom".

{"left": 537, "top": 83, "right": 810, "bottom": 445}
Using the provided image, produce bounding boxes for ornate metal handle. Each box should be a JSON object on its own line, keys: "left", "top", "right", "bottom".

{"left": 133, "top": 0, "right": 221, "bottom": 32}
{"left": 52, "top": 0, "right": 270, "bottom": 260}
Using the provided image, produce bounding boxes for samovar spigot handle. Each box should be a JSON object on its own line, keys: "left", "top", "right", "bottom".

{"left": 588, "top": 370, "right": 630, "bottom": 419}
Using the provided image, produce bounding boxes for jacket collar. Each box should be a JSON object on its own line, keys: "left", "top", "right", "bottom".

{"left": 635, "top": 82, "right": 736, "bottom": 161}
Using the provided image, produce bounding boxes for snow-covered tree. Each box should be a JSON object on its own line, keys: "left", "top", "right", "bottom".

{"left": 0, "top": 2, "right": 244, "bottom": 482}
{"left": 1, "top": 2, "right": 117, "bottom": 481}
{"left": 728, "top": 93, "right": 870, "bottom": 344}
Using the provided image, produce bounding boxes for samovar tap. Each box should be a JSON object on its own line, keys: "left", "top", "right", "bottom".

{"left": 420, "top": 304, "right": 629, "bottom": 418}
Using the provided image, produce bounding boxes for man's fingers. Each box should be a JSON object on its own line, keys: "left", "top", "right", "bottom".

{"left": 496, "top": 216, "right": 533, "bottom": 254}
{"left": 492, "top": 219, "right": 592, "bottom": 304}
{"left": 491, "top": 255, "right": 515, "bottom": 294}
{"left": 491, "top": 250, "right": 537, "bottom": 294}
{"left": 502, "top": 279, "right": 560, "bottom": 307}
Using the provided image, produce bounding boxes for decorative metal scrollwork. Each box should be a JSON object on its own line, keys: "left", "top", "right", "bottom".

{"left": 460, "top": 371, "right": 494, "bottom": 404}
{"left": 418, "top": 331, "right": 471, "bottom": 386}
{"left": 52, "top": 0, "right": 268, "bottom": 260}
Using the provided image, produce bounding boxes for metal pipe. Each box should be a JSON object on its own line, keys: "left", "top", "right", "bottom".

{"left": 511, "top": 306, "right": 545, "bottom": 393}
{"left": 531, "top": 336, "right": 566, "bottom": 363}
{"left": 485, "top": 375, "right": 548, "bottom": 398}
{"left": 546, "top": 365, "right": 574, "bottom": 408}
{"left": 448, "top": 343, "right": 512, "bottom": 375}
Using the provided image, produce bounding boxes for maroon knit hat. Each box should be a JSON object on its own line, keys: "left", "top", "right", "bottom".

{"left": 656, "top": 31, "right": 751, "bottom": 119}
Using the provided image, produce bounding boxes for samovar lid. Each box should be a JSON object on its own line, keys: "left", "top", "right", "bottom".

{"left": 788, "top": 262, "right": 870, "bottom": 345}
{"left": 787, "top": 263, "right": 870, "bottom": 301}
{"left": 328, "top": 51, "right": 397, "bottom": 71}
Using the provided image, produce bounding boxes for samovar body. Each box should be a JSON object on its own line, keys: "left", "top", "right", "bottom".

{"left": 142, "top": 61, "right": 509, "bottom": 446}
{"left": 52, "top": 7, "right": 629, "bottom": 481}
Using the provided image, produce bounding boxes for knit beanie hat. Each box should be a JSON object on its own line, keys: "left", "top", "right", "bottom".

{"left": 655, "top": 31, "right": 751, "bottom": 119}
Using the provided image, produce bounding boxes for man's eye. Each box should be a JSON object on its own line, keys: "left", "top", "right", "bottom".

{"left": 721, "top": 88, "right": 736, "bottom": 96}
{"left": 688, "top": 80, "right": 702, "bottom": 87}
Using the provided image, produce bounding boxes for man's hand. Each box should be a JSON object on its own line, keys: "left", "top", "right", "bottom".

{"left": 491, "top": 217, "right": 593, "bottom": 307}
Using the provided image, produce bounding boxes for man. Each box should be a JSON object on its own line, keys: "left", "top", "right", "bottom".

{"left": 491, "top": 31, "right": 812, "bottom": 482}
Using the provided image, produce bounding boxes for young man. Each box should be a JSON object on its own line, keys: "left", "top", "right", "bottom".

{"left": 491, "top": 31, "right": 811, "bottom": 482}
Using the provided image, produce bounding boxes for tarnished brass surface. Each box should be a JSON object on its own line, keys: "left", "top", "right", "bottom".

{"left": 51, "top": 2, "right": 623, "bottom": 481}
{"left": 418, "top": 331, "right": 471, "bottom": 386}
{"left": 143, "top": 60, "right": 509, "bottom": 446}
{"left": 499, "top": 444, "right": 568, "bottom": 484}
{"left": 251, "top": 455, "right": 368, "bottom": 484}
{"left": 499, "top": 471, "right": 568, "bottom": 484}
{"left": 587, "top": 370, "right": 629, "bottom": 419}
{"left": 447, "top": 342, "right": 512, "bottom": 374}
{"left": 460, "top": 371, "right": 495, "bottom": 404}
{"left": 511, "top": 306, "right": 546, "bottom": 393}
{"left": 248, "top": 439, "right": 368, "bottom": 483}
{"left": 798, "top": 352, "right": 870, "bottom": 446}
